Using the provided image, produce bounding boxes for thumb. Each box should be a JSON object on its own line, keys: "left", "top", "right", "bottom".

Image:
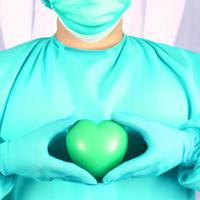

{"left": 43, "top": 114, "right": 79, "bottom": 139}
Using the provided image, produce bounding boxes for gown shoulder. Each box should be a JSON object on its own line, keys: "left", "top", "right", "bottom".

{"left": 0, "top": 36, "right": 53, "bottom": 85}
{"left": 127, "top": 35, "right": 200, "bottom": 78}
{"left": 0, "top": 37, "right": 51, "bottom": 67}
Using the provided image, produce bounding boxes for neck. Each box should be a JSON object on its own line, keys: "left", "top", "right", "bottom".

{"left": 54, "top": 18, "right": 124, "bottom": 50}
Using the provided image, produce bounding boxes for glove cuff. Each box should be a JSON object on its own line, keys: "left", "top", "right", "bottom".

{"left": 0, "top": 142, "right": 10, "bottom": 176}
{"left": 181, "top": 127, "right": 200, "bottom": 167}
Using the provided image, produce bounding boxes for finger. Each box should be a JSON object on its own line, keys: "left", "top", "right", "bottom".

{"left": 60, "top": 176, "right": 82, "bottom": 183}
{"left": 33, "top": 170, "right": 86, "bottom": 183}
{"left": 59, "top": 176, "right": 96, "bottom": 185}
{"left": 34, "top": 176, "right": 55, "bottom": 182}
{"left": 111, "top": 112, "right": 152, "bottom": 131}
{"left": 116, "top": 166, "right": 160, "bottom": 182}
{"left": 103, "top": 152, "right": 153, "bottom": 183}
{"left": 45, "top": 115, "right": 79, "bottom": 138}
{"left": 48, "top": 157, "right": 97, "bottom": 185}
{"left": 111, "top": 113, "right": 154, "bottom": 141}
{"left": 134, "top": 166, "right": 169, "bottom": 177}
{"left": 110, "top": 172, "right": 136, "bottom": 182}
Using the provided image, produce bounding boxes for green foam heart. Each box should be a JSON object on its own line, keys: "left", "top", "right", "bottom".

{"left": 66, "top": 119, "right": 128, "bottom": 180}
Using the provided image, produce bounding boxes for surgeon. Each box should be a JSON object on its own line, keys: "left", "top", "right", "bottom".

{"left": 0, "top": 0, "right": 200, "bottom": 199}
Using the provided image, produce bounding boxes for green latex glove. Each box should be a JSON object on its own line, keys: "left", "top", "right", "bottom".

{"left": 103, "top": 112, "right": 197, "bottom": 183}
{"left": 0, "top": 115, "right": 97, "bottom": 185}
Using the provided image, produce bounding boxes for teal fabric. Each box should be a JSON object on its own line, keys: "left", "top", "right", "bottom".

{"left": 0, "top": 33, "right": 200, "bottom": 200}
{"left": 41, "top": 0, "right": 131, "bottom": 35}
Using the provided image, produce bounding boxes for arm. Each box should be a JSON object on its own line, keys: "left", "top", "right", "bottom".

{"left": 176, "top": 50, "right": 200, "bottom": 191}
{"left": 102, "top": 44, "right": 200, "bottom": 192}
{"left": 150, "top": 42, "right": 200, "bottom": 191}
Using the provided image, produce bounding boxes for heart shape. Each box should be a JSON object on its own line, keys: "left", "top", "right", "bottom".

{"left": 66, "top": 119, "right": 128, "bottom": 180}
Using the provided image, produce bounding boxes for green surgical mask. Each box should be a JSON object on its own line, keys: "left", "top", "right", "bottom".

{"left": 42, "top": 0, "right": 131, "bottom": 43}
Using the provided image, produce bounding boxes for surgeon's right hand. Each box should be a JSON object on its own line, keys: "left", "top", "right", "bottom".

{"left": 0, "top": 114, "right": 97, "bottom": 185}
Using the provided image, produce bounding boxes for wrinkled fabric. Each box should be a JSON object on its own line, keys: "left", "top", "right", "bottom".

{"left": 0, "top": 33, "right": 200, "bottom": 200}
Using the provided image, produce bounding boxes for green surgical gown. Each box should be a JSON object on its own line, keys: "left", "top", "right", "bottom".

{"left": 0, "top": 34, "right": 200, "bottom": 200}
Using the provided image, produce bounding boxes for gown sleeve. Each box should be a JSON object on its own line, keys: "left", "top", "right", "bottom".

{"left": 0, "top": 37, "right": 46, "bottom": 199}
{"left": 178, "top": 117, "right": 200, "bottom": 191}
{"left": 0, "top": 138, "right": 16, "bottom": 199}
{"left": 144, "top": 39, "right": 200, "bottom": 191}
{"left": 0, "top": 174, "right": 16, "bottom": 199}
{"left": 159, "top": 45, "right": 200, "bottom": 191}
{"left": 0, "top": 43, "right": 30, "bottom": 199}
{"left": 0, "top": 49, "right": 16, "bottom": 199}
{"left": 174, "top": 50, "right": 200, "bottom": 191}
{"left": 145, "top": 39, "right": 200, "bottom": 191}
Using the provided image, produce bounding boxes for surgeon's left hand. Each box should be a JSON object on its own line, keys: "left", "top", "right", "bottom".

{"left": 103, "top": 112, "right": 196, "bottom": 183}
